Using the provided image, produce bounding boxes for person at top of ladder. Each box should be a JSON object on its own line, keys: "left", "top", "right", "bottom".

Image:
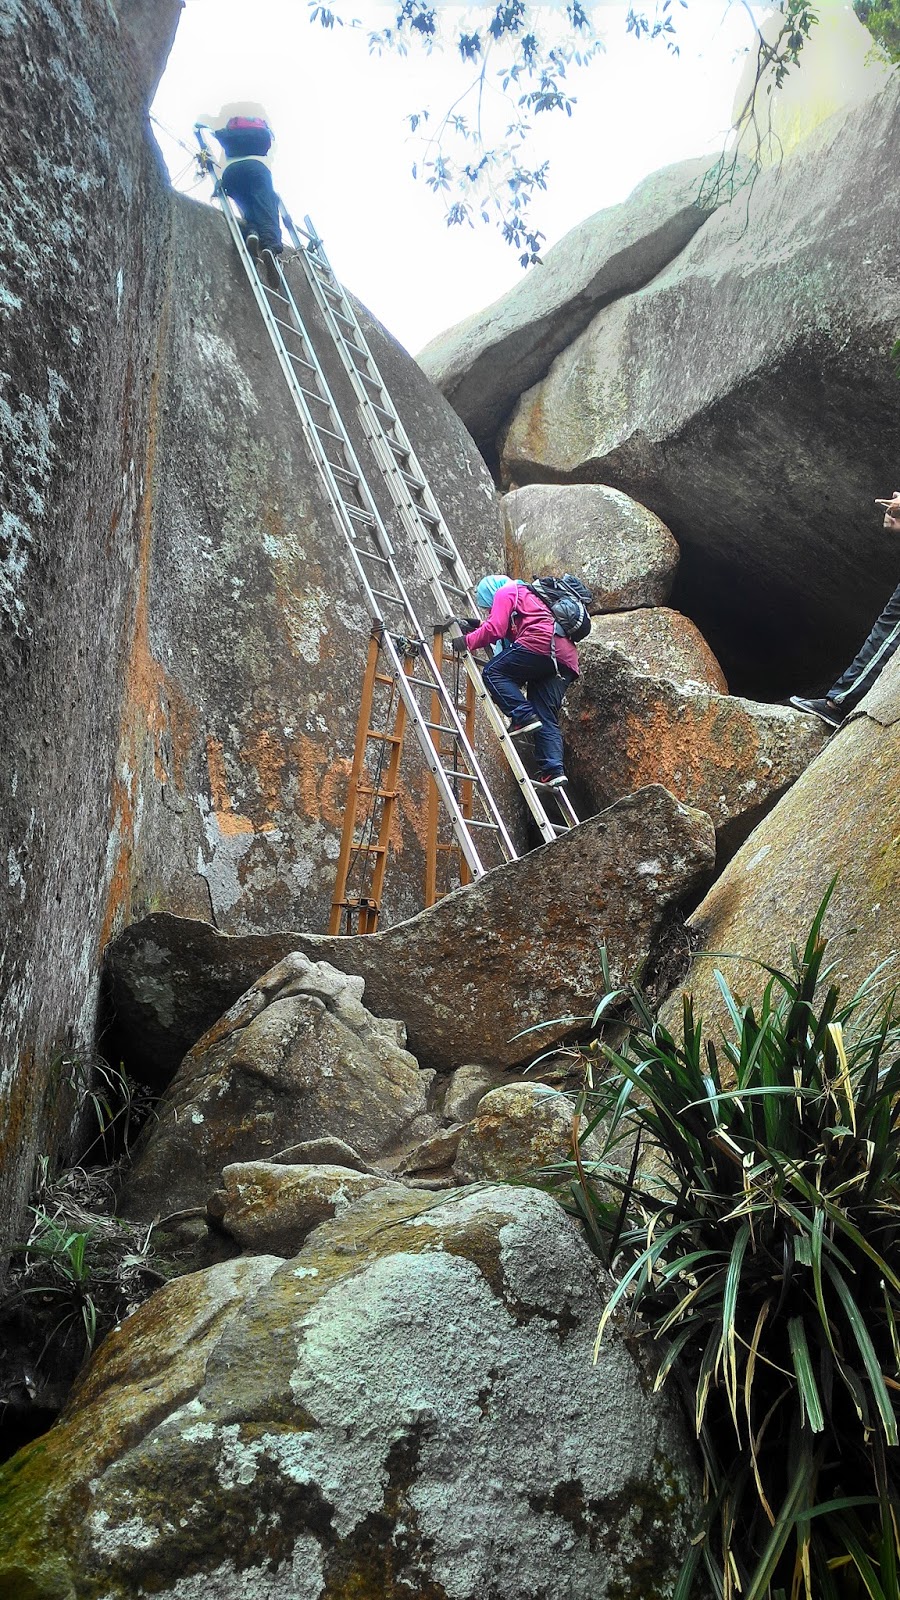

{"left": 452, "top": 574, "right": 580, "bottom": 790}
{"left": 199, "top": 101, "right": 284, "bottom": 268}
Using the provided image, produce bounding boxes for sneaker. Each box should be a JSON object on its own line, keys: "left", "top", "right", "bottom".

{"left": 260, "top": 247, "right": 281, "bottom": 287}
{"left": 508, "top": 714, "right": 542, "bottom": 737}
{"left": 537, "top": 771, "right": 568, "bottom": 789}
{"left": 789, "top": 695, "right": 842, "bottom": 728}
{"left": 245, "top": 232, "right": 261, "bottom": 259}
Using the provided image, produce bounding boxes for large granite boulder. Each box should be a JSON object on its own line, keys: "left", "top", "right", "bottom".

{"left": 502, "top": 483, "right": 680, "bottom": 609}
{"left": 105, "top": 788, "right": 717, "bottom": 1085}
{"left": 0, "top": 0, "right": 513, "bottom": 1264}
{"left": 501, "top": 80, "right": 900, "bottom": 694}
{"left": 453, "top": 1083, "right": 575, "bottom": 1184}
{"left": 119, "top": 953, "right": 431, "bottom": 1221}
{"left": 660, "top": 655, "right": 900, "bottom": 1035}
{"left": 0, "top": 0, "right": 181, "bottom": 1264}
{"left": 0, "top": 1186, "right": 701, "bottom": 1599}
{"left": 418, "top": 157, "right": 721, "bottom": 455}
{"left": 588, "top": 607, "right": 728, "bottom": 693}
{"left": 207, "top": 1161, "right": 402, "bottom": 1256}
{"left": 120, "top": 199, "right": 513, "bottom": 943}
{"left": 564, "top": 641, "right": 829, "bottom": 856}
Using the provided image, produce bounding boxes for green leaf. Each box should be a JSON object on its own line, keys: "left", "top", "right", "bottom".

{"left": 788, "top": 1316, "right": 825, "bottom": 1432}
{"left": 824, "top": 1258, "right": 899, "bottom": 1447}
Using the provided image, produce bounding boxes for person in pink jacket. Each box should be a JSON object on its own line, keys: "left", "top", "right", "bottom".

{"left": 452, "top": 574, "right": 579, "bottom": 789}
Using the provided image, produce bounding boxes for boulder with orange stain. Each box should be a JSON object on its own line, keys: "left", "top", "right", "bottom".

{"left": 658, "top": 653, "right": 900, "bottom": 1040}
{"left": 564, "top": 631, "right": 829, "bottom": 858}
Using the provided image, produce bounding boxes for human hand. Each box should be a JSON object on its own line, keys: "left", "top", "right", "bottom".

{"left": 450, "top": 635, "right": 469, "bottom": 654}
{"left": 874, "top": 492, "right": 900, "bottom": 531}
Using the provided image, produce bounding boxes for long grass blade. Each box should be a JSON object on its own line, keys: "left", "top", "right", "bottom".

{"left": 824, "top": 1259, "right": 899, "bottom": 1446}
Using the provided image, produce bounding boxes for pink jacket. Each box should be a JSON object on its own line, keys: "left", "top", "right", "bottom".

{"left": 465, "top": 581, "right": 579, "bottom": 675}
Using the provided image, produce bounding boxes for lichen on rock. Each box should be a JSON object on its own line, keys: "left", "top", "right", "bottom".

{"left": 0, "top": 1187, "right": 701, "bottom": 1600}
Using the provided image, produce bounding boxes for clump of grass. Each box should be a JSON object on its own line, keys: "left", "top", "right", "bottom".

{"left": 561, "top": 886, "right": 900, "bottom": 1599}
{"left": 4, "top": 1163, "right": 161, "bottom": 1366}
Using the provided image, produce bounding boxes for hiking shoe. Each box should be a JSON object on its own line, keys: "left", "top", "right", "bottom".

{"left": 245, "top": 232, "right": 261, "bottom": 259}
{"left": 537, "top": 771, "right": 568, "bottom": 789}
{"left": 261, "top": 248, "right": 281, "bottom": 287}
{"left": 508, "top": 714, "right": 542, "bottom": 737}
{"left": 789, "top": 695, "right": 842, "bottom": 728}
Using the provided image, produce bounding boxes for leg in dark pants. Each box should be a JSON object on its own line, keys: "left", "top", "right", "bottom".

{"left": 829, "top": 580, "right": 900, "bottom": 710}
{"left": 481, "top": 647, "right": 574, "bottom": 776}
{"left": 221, "top": 159, "right": 283, "bottom": 253}
{"left": 528, "top": 667, "right": 576, "bottom": 775}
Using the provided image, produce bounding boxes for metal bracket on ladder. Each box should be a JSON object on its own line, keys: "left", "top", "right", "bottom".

{"left": 194, "top": 128, "right": 578, "bottom": 933}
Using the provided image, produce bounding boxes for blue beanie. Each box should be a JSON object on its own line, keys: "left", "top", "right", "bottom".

{"left": 475, "top": 574, "right": 511, "bottom": 610}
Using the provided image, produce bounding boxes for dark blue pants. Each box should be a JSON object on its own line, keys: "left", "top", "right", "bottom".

{"left": 829, "top": 579, "right": 900, "bottom": 708}
{"left": 221, "top": 159, "right": 283, "bottom": 253}
{"left": 482, "top": 646, "right": 575, "bottom": 776}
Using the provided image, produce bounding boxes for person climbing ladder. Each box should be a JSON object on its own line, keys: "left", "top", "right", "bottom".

{"left": 452, "top": 574, "right": 584, "bottom": 789}
{"left": 198, "top": 102, "right": 283, "bottom": 275}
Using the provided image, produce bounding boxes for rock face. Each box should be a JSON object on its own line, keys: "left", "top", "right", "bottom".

{"left": 0, "top": 1, "right": 511, "bottom": 1256}
{"left": 588, "top": 608, "right": 728, "bottom": 694}
{"left": 564, "top": 634, "right": 830, "bottom": 855}
{"left": 0, "top": 1185, "right": 701, "bottom": 1599}
{"left": 0, "top": 0, "right": 180, "bottom": 1263}
{"left": 418, "top": 157, "right": 721, "bottom": 455}
{"left": 500, "top": 80, "right": 900, "bottom": 694}
{"left": 105, "top": 789, "right": 717, "bottom": 1084}
{"left": 442, "top": 1061, "right": 511, "bottom": 1123}
{"left": 453, "top": 1083, "right": 575, "bottom": 1184}
{"left": 131, "top": 200, "right": 511, "bottom": 942}
{"left": 502, "top": 483, "right": 680, "bottom": 610}
{"left": 661, "top": 656, "right": 900, "bottom": 1035}
{"left": 119, "top": 953, "right": 430, "bottom": 1220}
{"left": 207, "top": 1161, "right": 400, "bottom": 1256}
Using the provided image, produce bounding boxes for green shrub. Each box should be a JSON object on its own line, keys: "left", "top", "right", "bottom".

{"left": 855, "top": 0, "right": 900, "bottom": 64}
{"left": 567, "top": 889, "right": 900, "bottom": 1598}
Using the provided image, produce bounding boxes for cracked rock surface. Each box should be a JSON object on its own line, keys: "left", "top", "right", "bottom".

{"left": 660, "top": 656, "right": 900, "bottom": 1032}
{"left": 0, "top": 1186, "right": 700, "bottom": 1600}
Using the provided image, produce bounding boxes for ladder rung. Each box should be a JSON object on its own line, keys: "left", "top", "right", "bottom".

{"left": 424, "top": 720, "right": 460, "bottom": 736}
{"left": 356, "top": 786, "right": 398, "bottom": 800}
{"left": 463, "top": 819, "right": 500, "bottom": 830}
{"left": 353, "top": 843, "right": 388, "bottom": 855}
{"left": 397, "top": 468, "right": 427, "bottom": 492}
{"left": 370, "top": 587, "right": 406, "bottom": 606}
{"left": 438, "top": 767, "right": 481, "bottom": 783}
{"left": 346, "top": 505, "right": 377, "bottom": 525}
{"left": 408, "top": 675, "right": 442, "bottom": 689}
{"left": 272, "top": 314, "right": 304, "bottom": 339}
{"left": 366, "top": 731, "right": 403, "bottom": 745}
{"left": 315, "top": 422, "right": 346, "bottom": 446}
{"left": 359, "top": 549, "right": 390, "bottom": 566}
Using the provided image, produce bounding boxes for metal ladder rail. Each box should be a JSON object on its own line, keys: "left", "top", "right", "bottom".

{"left": 195, "top": 131, "right": 518, "bottom": 880}
{"left": 282, "top": 208, "right": 579, "bottom": 838}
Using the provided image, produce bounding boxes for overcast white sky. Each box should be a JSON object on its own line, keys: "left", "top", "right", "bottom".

{"left": 151, "top": 1, "right": 760, "bottom": 352}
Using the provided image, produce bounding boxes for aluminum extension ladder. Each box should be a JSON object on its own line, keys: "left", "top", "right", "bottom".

{"left": 195, "top": 129, "right": 578, "bottom": 932}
